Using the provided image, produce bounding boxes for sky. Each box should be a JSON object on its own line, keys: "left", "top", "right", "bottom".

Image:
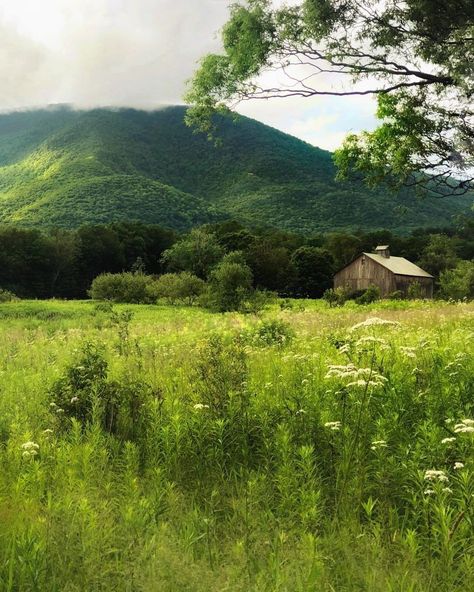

{"left": 0, "top": 0, "right": 377, "bottom": 152}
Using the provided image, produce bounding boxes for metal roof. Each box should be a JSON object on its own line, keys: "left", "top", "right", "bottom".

{"left": 375, "top": 245, "right": 389, "bottom": 250}
{"left": 364, "top": 253, "right": 434, "bottom": 278}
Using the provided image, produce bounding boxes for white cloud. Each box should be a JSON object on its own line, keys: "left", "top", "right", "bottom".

{"left": 0, "top": 0, "right": 378, "bottom": 150}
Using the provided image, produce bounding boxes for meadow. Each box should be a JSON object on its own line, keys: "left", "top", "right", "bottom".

{"left": 0, "top": 298, "right": 472, "bottom": 591}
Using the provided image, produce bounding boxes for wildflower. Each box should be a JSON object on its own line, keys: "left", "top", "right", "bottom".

{"left": 339, "top": 343, "right": 351, "bottom": 354}
{"left": 43, "top": 429, "right": 53, "bottom": 435}
{"left": 454, "top": 420, "right": 474, "bottom": 434}
{"left": 350, "top": 317, "right": 400, "bottom": 332}
{"left": 400, "top": 347, "right": 417, "bottom": 358}
{"left": 21, "top": 441, "right": 39, "bottom": 457}
{"left": 70, "top": 396, "right": 79, "bottom": 404}
{"left": 324, "top": 421, "right": 341, "bottom": 431}
{"left": 441, "top": 437, "right": 456, "bottom": 444}
{"left": 442, "top": 487, "right": 453, "bottom": 494}
{"left": 296, "top": 409, "right": 306, "bottom": 415}
{"left": 424, "top": 469, "right": 449, "bottom": 483}
{"left": 454, "top": 462, "right": 464, "bottom": 470}
{"left": 424, "top": 489, "right": 435, "bottom": 496}
{"left": 356, "top": 336, "right": 387, "bottom": 347}
{"left": 193, "top": 403, "right": 209, "bottom": 410}
{"left": 370, "top": 440, "right": 387, "bottom": 450}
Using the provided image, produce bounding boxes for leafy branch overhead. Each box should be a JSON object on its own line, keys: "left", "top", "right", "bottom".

{"left": 185, "top": 0, "right": 474, "bottom": 195}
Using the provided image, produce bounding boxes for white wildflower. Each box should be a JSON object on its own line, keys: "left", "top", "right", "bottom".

{"left": 339, "top": 344, "right": 351, "bottom": 354}
{"left": 442, "top": 488, "right": 453, "bottom": 494}
{"left": 424, "top": 469, "right": 449, "bottom": 483}
{"left": 43, "top": 429, "right": 53, "bottom": 435}
{"left": 454, "top": 419, "right": 474, "bottom": 434}
{"left": 454, "top": 462, "right": 464, "bottom": 470}
{"left": 193, "top": 403, "right": 209, "bottom": 410}
{"left": 441, "top": 437, "right": 456, "bottom": 444}
{"left": 324, "top": 421, "right": 341, "bottom": 431}
{"left": 70, "top": 396, "right": 79, "bottom": 404}
{"left": 400, "top": 347, "right": 417, "bottom": 358}
{"left": 424, "top": 489, "right": 435, "bottom": 496}
{"left": 371, "top": 440, "right": 387, "bottom": 450}
{"left": 296, "top": 409, "right": 306, "bottom": 415}
{"left": 350, "top": 317, "right": 400, "bottom": 332}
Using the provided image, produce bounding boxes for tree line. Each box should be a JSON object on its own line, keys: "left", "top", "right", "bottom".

{"left": 0, "top": 217, "right": 473, "bottom": 301}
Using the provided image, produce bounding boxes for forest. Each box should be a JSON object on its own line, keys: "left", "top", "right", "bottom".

{"left": 0, "top": 217, "right": 473, "bottom": 303}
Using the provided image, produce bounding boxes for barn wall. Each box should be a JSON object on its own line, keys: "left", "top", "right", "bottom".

{"left": 334, "top": 255, "right": 395, "bottom": 296}
{"left": 394, "top": 275, "right": 433, "bottom": 298}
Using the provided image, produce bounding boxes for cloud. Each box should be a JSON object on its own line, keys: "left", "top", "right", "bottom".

{"left": 0, "top": 0, "right": 230, "bottom": 109}
{"left": 0, "top": 0, "right": 377, "bottom": 149}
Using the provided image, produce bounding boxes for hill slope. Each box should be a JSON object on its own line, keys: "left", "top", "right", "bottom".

{"left": 0, "top": 106, "right": 471, "bottom": 233}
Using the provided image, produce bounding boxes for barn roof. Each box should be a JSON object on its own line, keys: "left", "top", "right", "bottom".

{"left": 364, "top": 253, "right": 433, "bottom": 278}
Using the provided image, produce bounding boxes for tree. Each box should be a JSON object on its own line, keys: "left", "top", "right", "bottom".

{"left": 290, "top": 246, "right": 335, "bottom": 298}
{"left": 417, "top": 234, "right": 458, "bottom": 278}
{"left": 186, "top": 0, "right": 474, "bottom": 194}
{"left": 161, "top": 228, "right": 224, "bottom": 279}
{"left": 207, "top": 253, "right": 254, "bottom": 311}
{"left": 439, "top": 260, "right": 474, "bottom": 300}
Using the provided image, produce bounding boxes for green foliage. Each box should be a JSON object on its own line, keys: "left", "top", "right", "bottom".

{"left": 205, "top": 253, "right": 254, "bottom": 312}
{"left": 355, "top": 285, "right": 381, "bottom": 305}
{"left": 290, "top": 245, "right": 334, "bottom": 297}
{"left": 188, "top": 1, "right": 474, "bottom": 194}
{"left": 407, "top": 281, "right": 425, "bottom": 300}
{"left": 0, "top": 107, "right": 471, "bottom": 235}
{"left": 439, "top": 260, "right": 474, "bottom": 300}
{"left": 0, "top": 299, "right": 473, "bottom": 589}
{"left": 323, "top": 286, "right": 347, "bottom": 307}
{"left": 89, "top": 271, "right": 156, "bottom": 303}
{"left": 161, "top": 228, "right": 224, "bottom": 279}
{"left": 0, "top": 288, "right": 18, "bottom": 302}
{"left": 241, "top": 318, "right": 294, "bottom": 347}
{"left": 150, "top": 272, "right": 207, "bottom": 304}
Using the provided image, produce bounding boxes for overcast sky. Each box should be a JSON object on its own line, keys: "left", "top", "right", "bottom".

{"left": 0, "top": 0, "right": 377, "bottom": 151}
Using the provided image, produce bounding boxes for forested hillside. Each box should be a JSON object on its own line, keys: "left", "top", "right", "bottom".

{"left": 0, "top": 105, "right": 471, "bottom": 233}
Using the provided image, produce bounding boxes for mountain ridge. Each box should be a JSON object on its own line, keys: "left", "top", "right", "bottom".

{"left": 0, "top": 105, "right": 471, "bottom": 233}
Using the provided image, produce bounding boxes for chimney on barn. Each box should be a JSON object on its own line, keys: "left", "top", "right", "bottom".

{"left": 375, "top": 245, "right": 390, "bottom": 258}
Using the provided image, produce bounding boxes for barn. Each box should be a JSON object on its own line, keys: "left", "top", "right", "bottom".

{"left": 333, "top": 245, "right": 434, "bottom": 298}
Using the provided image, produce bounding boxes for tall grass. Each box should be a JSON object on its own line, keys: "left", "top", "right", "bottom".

{"left": 0, "top": 299, "right": 472, "bottom": 591}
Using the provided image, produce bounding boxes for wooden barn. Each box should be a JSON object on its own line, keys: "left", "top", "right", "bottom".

{"left": 333, "top": 245, "right": 434, "bottom": 298}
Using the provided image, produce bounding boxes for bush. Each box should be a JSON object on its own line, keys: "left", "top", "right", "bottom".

{"left": 205, "top": 255, "right": 254, "bottom": 312}
{"left": 355, "top": 285, "right": 381, "bottom": 304}
{"left": 323, "top": 287, "right": 347, "bottom": 307}
{"left": 242, "top": 319, "right": 294, "bottom": 348}
{"left": 89, "top": 272, "right": 155, "bottom": 303}
{"left": 439, "top": 260, "right": 474, "bottom": 300}
{"left": 387, "top": 290, "right": 404, "bottom": 300}
{"left": 149, "top": 272, "right": 206, "bottom": 305}
{"left": 407, "top": 281, "right": 424, "bottom": 299}
{"left": 0, "top": 288, "right": 18, "bottom": 302}
{"left": 50, "top": 341, "right": 153, "bottom": 439}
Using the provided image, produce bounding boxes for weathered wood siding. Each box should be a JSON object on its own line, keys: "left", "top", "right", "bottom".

{"left": 393, "top": 275, "right": 433, "bottom": 298}
{"left": 334, "top": 255, "right": 395, "bottom": 296}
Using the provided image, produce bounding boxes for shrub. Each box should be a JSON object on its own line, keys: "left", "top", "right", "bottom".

{"left": 149, "top": 272, "right": 206, "bottom": 304}
{"left": 205, "top": 255, "right": 254, "bottom": 312}
{"left": 407, "top": 281, "right": 424, "bottom": 299}
{"left": 355, "top": 285, "right": 381, "bottom": 304}
{"left": 50, "top": 341, "right": 153, "bottom": 439}
{"left": 89, "top": 272, "right": 155, "bottom": 303}
{"left": 387, "top": 290, "right": 404, "bottom": 300}
{"left": 439, "top": 260, "right": 474, "bottom": 300}
{"left": 193, "top": 334, "right": 248, "bottom": 415}
{"left": 0, "top": 288, "right": 18, "bottom": 302}
{"left": 242, "top": 319, "right": 294, "bottom": 348}
{"left": 323, "top": 287, "right": 347, "bottom": 307}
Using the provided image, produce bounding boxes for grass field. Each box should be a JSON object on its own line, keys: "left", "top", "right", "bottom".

{"left": 0, "top": 299, "right": 472, "bottom": 591}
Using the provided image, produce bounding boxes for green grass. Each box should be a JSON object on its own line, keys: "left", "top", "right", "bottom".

{"left": 0, "top": 106, "right": 472, "bottom": 233}
{"left": 0, "top": 298, "right": 472, "bottom": 591}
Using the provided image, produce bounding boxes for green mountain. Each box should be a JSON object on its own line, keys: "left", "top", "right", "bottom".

{"left": 0, "top": 105, "right": 471, "bottom": 233}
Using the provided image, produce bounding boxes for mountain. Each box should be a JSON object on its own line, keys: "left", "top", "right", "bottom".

{"left": 0, "top": 105, "right": 471, "bottom": 234}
